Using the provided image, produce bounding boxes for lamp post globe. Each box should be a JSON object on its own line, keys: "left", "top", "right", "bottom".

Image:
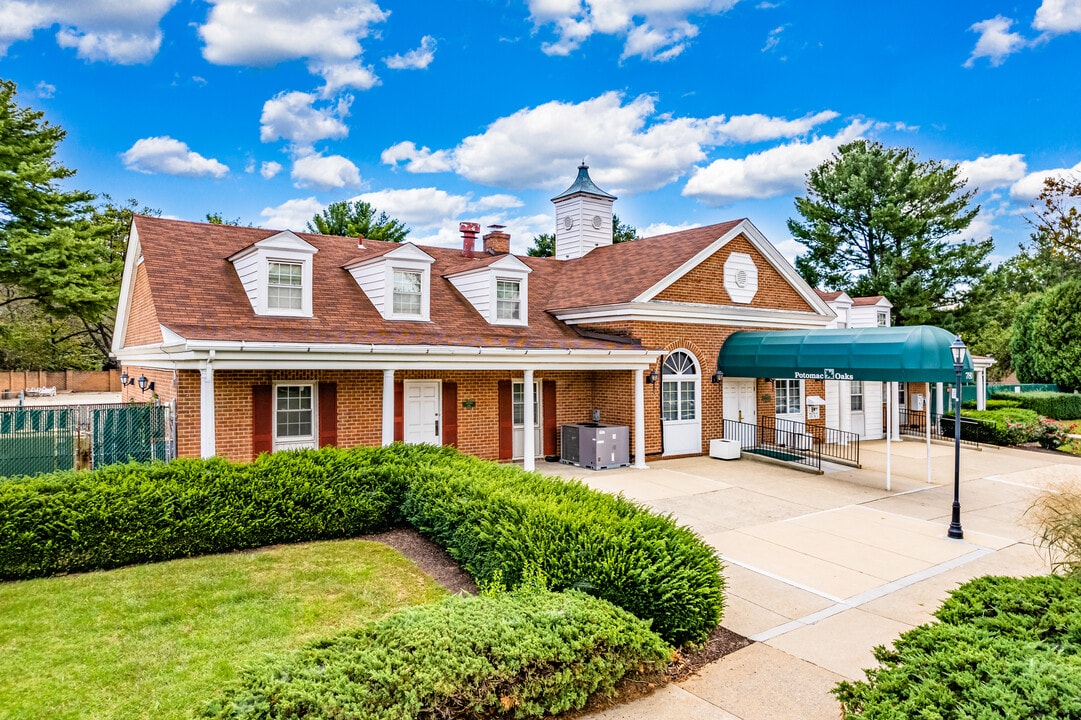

{"left": 948, "top": 336, "right": 967, "bottom": 539}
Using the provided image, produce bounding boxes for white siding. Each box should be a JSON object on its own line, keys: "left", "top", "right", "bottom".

{"left": 825, "top": 380, "right": 839, "bottom": 430}
{"left": 448, "top": 272, "right": 491, "bottom": 318}
{"left": 554, "top": 194, "right": 614, "bottom": 260}
{"left": 864, "top": 381, "right": 884, "bottom": 439}
{"left": 233, "top": 253, "right": 261, "bottom": 312}
{"left": 349, "top": 262, "right": 386, "bottom": 315}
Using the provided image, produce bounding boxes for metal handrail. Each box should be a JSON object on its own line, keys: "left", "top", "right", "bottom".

{"left": 758, "top": 415, "right": 860, "bottom": 466}
{"left": 723, "top": 418, "right": 822, "bottom": 471}
{"left": 897, "top": 408, "right": 988, "bottom": 448}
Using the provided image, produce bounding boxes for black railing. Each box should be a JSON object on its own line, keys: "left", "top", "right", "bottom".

{"left": 723, "top": 418, "right": 822, "bottom": 471}
{"left": 898, "top": 407, "right": 991, "bottom": 448}
{"left": 759, "top": 416, "right": 861, "bottom": 467}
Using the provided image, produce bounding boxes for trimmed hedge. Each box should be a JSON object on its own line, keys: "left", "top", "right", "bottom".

{"left": 201, "top": 587, "right": 671, "bottom": 720}
{"left": 0, "top": 444, "right": 723, "bottom": 645}
{"left": 834, "top": 575, "right": 1081, "bottom": 719}
{"left": 991, "top": 390, "right": 1081, "bottom": 420}
{"left": 941, "top": 408, "right": 1041, "bottom": 446}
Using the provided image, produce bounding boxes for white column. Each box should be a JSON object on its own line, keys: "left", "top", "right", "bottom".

{"left": 885, "top": 382, "right": 892, "bottom": 492}
{"left": 936, "top": 382, "right": 945, "bottom": 417}
{"left": 199, "top": 354, "right": 215, "bottom": 459}
{"left": 976, "top": 369, "right": 987, "bottom": 411}
{"left": 890, "top": 381, "right": 901, "bottom": 440}
{"left": 382, "top": 369, "right": 395, "bottom": 446}
{"left": 926, "top": 382, "right": 932, "bottom": 484}
{"left": 634, "top": 368, "right": 647, "bottom": 469}
{"left": 523, "top": 369, "right": 535, "bottom": 471}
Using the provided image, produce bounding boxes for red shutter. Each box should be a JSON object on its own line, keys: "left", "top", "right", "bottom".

{"left": 252, "top": 384, "right": 273, "bottom": 457}
{"left": 394, "top": 381, "right": 404, "bottom": 442}
{"left": 318, "top": 382, "right": 337, "bottom": 448}
{"left": 442, "top": 381, "right": 458, "bottom": 448}
{"left": 543, "top": 380, "right": 557, "bottom": 456}
{"left": 498, "top": 379, "right": 513, "bottom": 461}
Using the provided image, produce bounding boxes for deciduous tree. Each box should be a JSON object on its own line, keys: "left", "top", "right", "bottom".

{"left": 1029, "top": 175, "right": 1081, "bottom": 261}
{"left": 789, "top": 140, "right": 990, "bottom": 325}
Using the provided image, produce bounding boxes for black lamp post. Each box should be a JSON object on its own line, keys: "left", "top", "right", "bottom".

{"left": 948, "top": 336, "right": 967, "bottom": 540}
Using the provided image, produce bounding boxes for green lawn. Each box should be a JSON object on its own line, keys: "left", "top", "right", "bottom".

{"left": 0, "top": 538, "right": 448, "bottom": 720}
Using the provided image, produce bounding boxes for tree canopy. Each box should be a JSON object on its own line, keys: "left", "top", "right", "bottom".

{"left": 789, "top": 140, "right": 990, "bottom": 326}
{"left": 527, "top": 214, "right": 639, "bottom": 257}
{"left": 1029, "top": 175, "right": 1081, "bottom": 261}
{"left": 307, "top": 200, "right": 409, "bottom": 242}
{"left": 1010, "top": 279, "right": 1081, "bottom": 391}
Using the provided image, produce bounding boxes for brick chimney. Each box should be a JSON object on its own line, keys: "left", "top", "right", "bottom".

{"left": 483, "top": 225, "right": 510, "bottom": 255}
{"left": 460, "top": 222, "right": 480, "bottom": 258}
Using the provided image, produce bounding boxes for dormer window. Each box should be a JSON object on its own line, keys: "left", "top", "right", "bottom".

{"left": 393, "top": 270, "right": 423, "bottom": 316}
{"left": 228, "top": 231, "right": 317, "bottom": 318}
{"left": 268, "top": 261, "right": 304, "bottom": 311}
{"left": 345, "top": 243, "right": 435, "bottom": 322}
{"left": 496, "top": 279, "right": 521, "bottom": 321}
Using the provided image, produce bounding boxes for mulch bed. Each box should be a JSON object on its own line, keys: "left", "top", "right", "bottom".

{"left": 370, "top": 527, "right": 753, "bottom": 715}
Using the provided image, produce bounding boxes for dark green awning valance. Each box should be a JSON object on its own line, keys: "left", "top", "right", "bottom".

{"left": 717, "top": 326, "right": 975, "bottom": 384}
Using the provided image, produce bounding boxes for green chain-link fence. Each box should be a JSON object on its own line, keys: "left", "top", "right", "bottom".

{"left": 0, "top": 403, "right": 174, "bottom": 479}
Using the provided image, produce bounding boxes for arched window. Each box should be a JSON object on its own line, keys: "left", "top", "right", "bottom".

{"left": 662, "top": 350, "right": 699, "bottom": 422}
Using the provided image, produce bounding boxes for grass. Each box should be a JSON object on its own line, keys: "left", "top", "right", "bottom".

{"left": 0, "top": 538, "right": 448, "bottom": 720}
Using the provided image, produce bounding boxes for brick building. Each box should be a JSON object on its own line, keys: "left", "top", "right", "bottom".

{"left": 112, "top": 164, "right": 838, "bottom": 469}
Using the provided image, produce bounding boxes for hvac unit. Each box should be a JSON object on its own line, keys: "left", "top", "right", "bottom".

{"left": 560, "top": 422, "right": 630, "bottom": 470}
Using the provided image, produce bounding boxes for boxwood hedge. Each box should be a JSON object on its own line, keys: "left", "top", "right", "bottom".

{"left": 201, "top": 587, "right": 672, "bottom": 720}
{"left": 834, "top": 575, "right": 1081, "bottom": 719}
{"left": 0, "top": 444, "right": 723, "bottom": 645}
{"left": 991, "top": 391, "right": 1081, "bottom": 421}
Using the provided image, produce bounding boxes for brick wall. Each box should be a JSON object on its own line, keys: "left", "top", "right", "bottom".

{"left": 123, "top": 261, "right": 163, "bottom": 347}
{"left": 1, "top": 370, "right": 121, "bottom": 394}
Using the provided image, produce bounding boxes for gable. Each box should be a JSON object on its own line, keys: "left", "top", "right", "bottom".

{"left": 653, "top": 234, "right": 817, "bottom": 313}
{"left": 123, "top": 259, "right": 163, "bottom": 347}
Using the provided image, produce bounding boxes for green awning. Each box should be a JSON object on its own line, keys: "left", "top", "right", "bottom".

{"left": 716, "top": 326, "right": 975, "bottom": 384}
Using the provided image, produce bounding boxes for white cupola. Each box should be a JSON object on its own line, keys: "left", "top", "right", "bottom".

{"left": 552, "top": 163, "right": 616, "bottom": 260}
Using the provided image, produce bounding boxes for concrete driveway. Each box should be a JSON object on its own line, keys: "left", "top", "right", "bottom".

{"left": 538, "top": 439, "right": 1081, "bottom": 720}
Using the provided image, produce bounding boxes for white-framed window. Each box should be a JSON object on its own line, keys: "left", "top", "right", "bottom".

{"left": 661, "top": 351, "right": 698, "bottom": 421}
{"left": 274, "top": 383, "right": 316, "bottom": 450}
{"left": 850, "top": 381, "right": 864, "bottom": 412}
{"left": 512, "top": 381, "right": 540, "bottom": 427}
{"left": 496, "top": 279, "right": 521, "bottom": 321}
{"left": 267, "top": 261, "right": 303, "bottom": 310}
{"left": 775, "top": 379, "right": 802, "bottom": 415}
{"left": 392, "top": 269, "right": 423, "bottom": 316}
{"left": 898, "top": 383, "right": 906, "bottom": 405}
{"left": 876, "top": 311, "right": 888, "bottom": 326}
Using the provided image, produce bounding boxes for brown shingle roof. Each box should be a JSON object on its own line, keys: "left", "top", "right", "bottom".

{"left": 131, "top": 215, "right": 636, "bottom": 350}
{"left": 851, "top": 295, "right": 887, "bottom": 306}
{"left": 543, "top": 220, "right": 744, "bottom": 309}
{"left": 816, "top": 290, "right": 844, "bottom": 301}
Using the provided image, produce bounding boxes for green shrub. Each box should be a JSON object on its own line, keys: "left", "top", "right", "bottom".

{"left": 986, "top": 398, "right": 1023, "bottom": 410}
{"left": 835, "top": 575, "right": 1081, "bottom": 719}
{"left": 991, "top": 390, "right": 1081, "bottom": 420}
{"left": 0, "top": 444, "right": 723, "bottom": 645}
{"left": 398, "top": 446, "right": 723, "bottom": 645}
{"left": 0, "top": 447, "right": 406, "bottom": 580}
{"left": 941, "top": 408, "right": 1041, "bottom": 445}
{"left": 201, "top": 587, "right": 671, "bottom": 720}
{"left": 1039, "top": 419, "right": 1070, "bottom": 450}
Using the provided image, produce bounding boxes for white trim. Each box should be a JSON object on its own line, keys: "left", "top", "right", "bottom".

{"left": 200, "top": 352, "right": 215, "bottom": 458}
{"left": 634, "top": 369, "right": 647, "bottom": 469}
{"left": 272, "top": 381, "right": 318, "bottom": 451}
{"left": 551, "top": 301, "right": 833, "bottom": 329}
{"left": 382, "top": 369, "right": 395, "bottom": 446}
{"left": 522, "top": 370, "right": 535, "bottom": 471}
{"left": 111, "top": 220, "right": 143, "bottom": 355}
{"left": 632, "top": 219, "right": 834, "bottom": 316}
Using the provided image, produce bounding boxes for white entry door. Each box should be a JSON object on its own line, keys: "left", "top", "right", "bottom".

{"left": 512, "top": 380, "right": 542, "bottom": 459}
{"left": 404, "top": 380, "right": 441, "bottom": 445}
{"left": 722, "top": 378, "right": 757, "bottom": 447}
{"left": 662, "top": 350, "right": 701, "bottom": 455}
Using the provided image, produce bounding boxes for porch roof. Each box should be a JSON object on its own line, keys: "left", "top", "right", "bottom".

{"left": 716, "top": 326, "right": 975, "bottom": 384}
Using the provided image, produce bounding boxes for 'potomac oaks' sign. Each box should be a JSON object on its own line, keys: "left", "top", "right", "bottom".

{"left": 794, "top": 368, "right": 855, "bottom": 381}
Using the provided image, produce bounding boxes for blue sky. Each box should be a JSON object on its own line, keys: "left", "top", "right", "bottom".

{"left": 2, "top": 0, "right": 1080, "bottom": 264}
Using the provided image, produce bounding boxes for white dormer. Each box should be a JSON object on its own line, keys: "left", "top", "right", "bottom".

{"left": 446, "top": 255, "right": 532, "bottom": 326}
{"left": 228, "top": 231, "right": 318, "bottom": 317}
{"left": 344, "top": 243, "right": 436, "bottom": 322}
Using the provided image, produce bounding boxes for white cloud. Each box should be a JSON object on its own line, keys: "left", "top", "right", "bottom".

{"left": 260, "top": 197, "right": 325, "bottom": 231}
{"left": 714, "top": 111, "right": 839, "bottom": 144}
{"left": 527, "top": 0, "right": 739, "bottom": 61}
{"left": 964, "top": 15, "right": 1027, "bottom": 68}
{"left": 0, "top": 0, "right": 177, "bottom": 63}
{"left": 761, "top": 25, "right": 784, "bottom": 52}
{"left": 199, "top": 0, "right": 387, "bottom": 93}
{"left": 958, "top": 154, "right": 1028, "bottom": 191}
{"left": 475, "top": 194, "right": 524, "bottom": 210}
{"left": 681, "top": 120, "right": 870, "bottom": 205}
{"left": 261, "top": 161, "right": 284, "bottom": 179}
{"left": 773, "top": 238, "right": 805, "bottom": 267}
{"left": 380, "top": 141, "right": 455, "bottom": 173}
{"left": 34, "top": 81, "right": 56, "bottom": 98}
{"left": 1009, "top": 160, "right": 1081, "bottom": 200}
{"left": 384, "top": 35, "right": 436, "bottom": 69}
{"left": 260, "top": 91, "right": 351, "bottom": 148}
{"left": 640, "top": 221, "right": 697, "bottom": 237}
{"left": 1033, "top": 0, "right": 1081, "bottom": 34}
{"left": 120, "top": 136, "right": 229, "bottom": 178}
{"left": 291, "top": 153, "right": 361, "bottom": 190}
{"left": 356, "top": 188, "right": 471, "bottom": 229}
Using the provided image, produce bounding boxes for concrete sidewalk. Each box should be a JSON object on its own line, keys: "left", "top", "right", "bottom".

{"left": 538, "top": 440, "right": 1081, "bottom": 720}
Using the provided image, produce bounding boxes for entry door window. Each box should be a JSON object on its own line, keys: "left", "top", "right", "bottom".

{"left": 850, "top": 381, "right": 864, "bottom": 412}
{"left": 275, "top": 384, "right": 315, "bottom": 450}
{"left": 775, "top": 379, "right": 802, "bottom": 415}
{"left": 662, "top": 351, "right": 698, "bottom": 421}
{"left": 512, "top": 381, "right": 541, "bottom": 459}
